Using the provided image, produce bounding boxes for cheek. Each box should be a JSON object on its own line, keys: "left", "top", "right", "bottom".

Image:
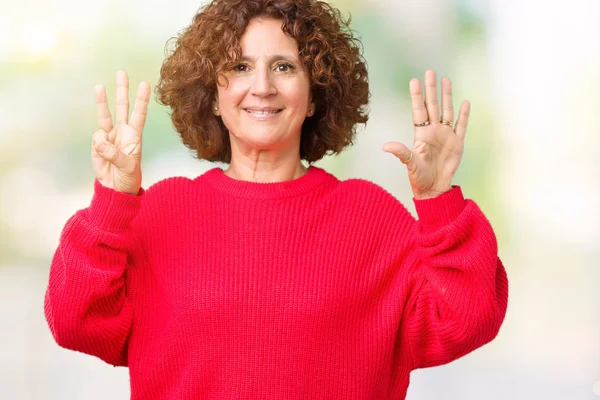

{"left": 286, "top": 86, "right": 311, "bottom": 111}
{"left": 295, "top": 82, "right": 312, "bottom": 111}
{"left": 217, "top": 82, "right": 246, "bottom": 110}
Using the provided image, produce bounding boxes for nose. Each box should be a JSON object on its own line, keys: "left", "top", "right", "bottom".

{"left": 250, "top": 67, "right": 277, "bottom": 97}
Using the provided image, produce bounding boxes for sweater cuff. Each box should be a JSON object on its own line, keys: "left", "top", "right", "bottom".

{"left": 88, "top": 179, "right": 144, "bottom": 231}
{"left": 413, "top": 185, "right": 466, "bottom": 234}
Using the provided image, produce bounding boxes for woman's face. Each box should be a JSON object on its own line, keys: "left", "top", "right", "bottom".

{"left": 215, "top": 17, "right": 313, "bottom": 154}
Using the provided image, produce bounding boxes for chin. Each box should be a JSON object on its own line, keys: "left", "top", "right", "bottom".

{"left": 242, "top": 138, "right": 278, "bottom": 149}
{"left": 235, "top": 128, "right": 299, "bottom": 151}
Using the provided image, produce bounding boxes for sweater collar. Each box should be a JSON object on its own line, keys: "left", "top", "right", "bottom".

{"left": 203, "top": 166, "right": 331, "bottom": 199}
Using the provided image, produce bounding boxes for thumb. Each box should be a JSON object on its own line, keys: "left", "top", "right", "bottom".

{"left": 94, "top": 140, "right": 133, "bottom": 170}
{"left": 92, "top": 128, "right": 108, "bottom": 148}
{"left": 382, "top": 142, "right": 413, "bottom": 164}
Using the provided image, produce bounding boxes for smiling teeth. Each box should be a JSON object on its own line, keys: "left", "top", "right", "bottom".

{"left": 246, "top": 110, "right": 280, "bottom": 115}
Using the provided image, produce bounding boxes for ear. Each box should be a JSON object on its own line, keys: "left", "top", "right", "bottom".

{"left": 306, "top": 102, "right": 315, "bottom": 117}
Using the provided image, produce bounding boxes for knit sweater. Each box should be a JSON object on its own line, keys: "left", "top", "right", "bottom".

{"left": 44, "top": 165, "right": 508, "bottom": 400}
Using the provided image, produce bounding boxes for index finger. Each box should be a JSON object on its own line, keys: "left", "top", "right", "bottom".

{"left": 95, "top": 84, "right": 113, "bottom": 133}
{"left": 115, "top": 70, "right": 130, "bottom": 124}
{"left": 129, "top": 81, "right": 151, "bottom": 133}
{"left": 455, "top": 100, "right": 471, "bottom": 138}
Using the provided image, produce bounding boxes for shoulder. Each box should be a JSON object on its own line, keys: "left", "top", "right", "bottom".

{"left": 141, "top": 176, "right": 195, "bottom": 206}
{"left": 323, "top": 173, "right": 414, "bottom": 223}
{"left": 138, "top": 170, "right": 217, "bottom": 215}
{"left": 143, "top": 168, "right": 220, "bottom": 198}
{"left": 338, "top": 176, "right": 406, "bottom": 208}
{"left": 146, "top": 176, "right": 194, "bottom": 193}
{"left": 133, "top": 171, "right": 218, "bottom": 231}
{"left": 314, "top": 172, "right": 416, "bottom": 245}
{"left": 339, "top": 176, "right": 391, "bottom": 196}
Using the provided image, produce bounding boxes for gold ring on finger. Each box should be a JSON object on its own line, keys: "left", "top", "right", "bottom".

{"left": 414, "top": 120, "right": 430, "bottom": 127}
{"left": 440, "top": 119, "right": 453, "bottom": 126}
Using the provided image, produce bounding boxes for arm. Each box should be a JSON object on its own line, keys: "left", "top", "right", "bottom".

{"left": 43, "top": 180, "right": 144, "bottom": 366}
{"left": 399, "top": 185, "right": 509, "bottom": 370}
{"left": 381, "top": 70, "right": 508, "bottom": 369}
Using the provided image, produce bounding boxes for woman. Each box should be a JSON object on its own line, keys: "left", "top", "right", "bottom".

{"left": 44, "top": 0, "right": 509, "bottom": 399}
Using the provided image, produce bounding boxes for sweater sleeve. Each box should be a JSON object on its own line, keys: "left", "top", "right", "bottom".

{"left": 43, "top": 180, "right": 144, "bottom": 366}
{"left": 399, "top": 185, "right": 509, "bottom": 370}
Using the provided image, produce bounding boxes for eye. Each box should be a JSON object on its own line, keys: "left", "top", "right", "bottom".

{"left": 233, "top": 63, "right": 249, "bottom": 72}
{"left": 276, "top": 63, "right": 295, "bottom": 72}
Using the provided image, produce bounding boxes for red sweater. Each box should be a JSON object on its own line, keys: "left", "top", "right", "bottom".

{"left": 44, "top": 166, "right": 508, "bottom": 399}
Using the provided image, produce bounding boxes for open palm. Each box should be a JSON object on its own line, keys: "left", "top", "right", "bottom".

{"left": 383, "top": 69, "right": 470, "bottom": 200}
{"left": 91, "top": 71, "right": 151, "bottom": 195}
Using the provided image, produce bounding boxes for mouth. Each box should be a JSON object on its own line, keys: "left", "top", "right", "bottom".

{"left": 243, "top": 108, "right": 284, "bottom": 116}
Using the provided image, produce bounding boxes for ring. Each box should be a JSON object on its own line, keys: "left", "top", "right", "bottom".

{"left": 401, "top": 151, "right": 413, "bottom": 164}
{"left": 440, "top": 119, "right": 453, "bottom": 126}
{"left": 414, "top": 120, "right": 430, "bottom": 127}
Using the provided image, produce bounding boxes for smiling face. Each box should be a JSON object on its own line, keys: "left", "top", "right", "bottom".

{"left": 215, "top": 17, "right": 314, "bottom": 156}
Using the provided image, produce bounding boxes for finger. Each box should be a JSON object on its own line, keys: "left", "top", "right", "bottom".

{"left": 115, "top": 70, "right": 129, "bottom": 124}
{"left": 454, "top": 100, "right": 471, "bottom": 138}
{"left": 93, "top": 139, "right": 133, "bottom": 170}
{"left": 424, "top": 69, "right": 439, "bottom": 124}
{"left": 95, "top": 85, "right": 113, "bottom": 133}
{"left": 409, "top": 78, "right": 428, "bottom": 126}
{"left": 441, "top": 77, "right": 454, "bottom": 125}
{"left": 92, "top": 128, "right": 108, "bottom": 148}
{"left": 129, "top": 81, "right": 151, "bottom": 133}
{"left": 91, "top": 129, "right": 108, "bottom": 160}
{"left": 382, "top": 142, "right": 413, "bottom": 165}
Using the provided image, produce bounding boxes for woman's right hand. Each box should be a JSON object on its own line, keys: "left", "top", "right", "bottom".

{"left": 92, "top": 71, "right": 151, "bottom": 195}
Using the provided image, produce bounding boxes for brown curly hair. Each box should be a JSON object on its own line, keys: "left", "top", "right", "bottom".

{"left": 155, "top": 0, "right": 369, "bottom": 163}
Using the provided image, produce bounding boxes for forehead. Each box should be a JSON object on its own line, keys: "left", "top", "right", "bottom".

{"left": 239, "top": 17, "right": 300, "bottom": 57}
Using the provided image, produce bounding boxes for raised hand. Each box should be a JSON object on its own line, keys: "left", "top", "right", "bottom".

{"left": 91, "top": 71, "right": 151, "bottom": 195}
{"left": 383, "top": 69, "right": 470, "bottom": 200}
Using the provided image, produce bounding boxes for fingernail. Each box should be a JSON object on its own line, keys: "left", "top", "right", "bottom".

{"left": 96, "top": 141, "right": 107, "bottom": 153}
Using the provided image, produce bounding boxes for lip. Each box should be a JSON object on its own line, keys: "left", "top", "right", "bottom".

{"left": 243, "top": 107, "right": 284, "bottom": 121}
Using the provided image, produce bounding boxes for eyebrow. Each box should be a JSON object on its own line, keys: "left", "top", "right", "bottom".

{"left": 238, "top": 54, "right": 300, "bottom": 63}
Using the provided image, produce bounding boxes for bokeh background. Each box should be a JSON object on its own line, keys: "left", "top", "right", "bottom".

{"left": 1, "top": 0, "right": 599, "bottom": 398}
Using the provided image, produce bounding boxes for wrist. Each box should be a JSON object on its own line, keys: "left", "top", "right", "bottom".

{"left": 413, "top": 186, "right": 453, "bottom": 200}
{"left": 413, "top": 185, "right": 466, "bottom": 233}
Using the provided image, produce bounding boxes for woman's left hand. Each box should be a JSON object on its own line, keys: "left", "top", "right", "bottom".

{"left": 383, "top": 69, "right": 470, "bottom": 200}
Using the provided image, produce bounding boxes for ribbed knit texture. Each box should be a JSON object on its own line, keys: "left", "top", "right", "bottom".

{"left": 44, "top": 166, "right": 509, "bottom": 400}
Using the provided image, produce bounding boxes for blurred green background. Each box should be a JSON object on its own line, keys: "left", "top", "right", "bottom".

{"left": 1, "top": 0, "right": 599, "bottom": 398}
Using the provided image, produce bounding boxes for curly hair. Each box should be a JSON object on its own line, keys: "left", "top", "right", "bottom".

{"left": 155, "top": 0, "right": 369, "bottom": 163}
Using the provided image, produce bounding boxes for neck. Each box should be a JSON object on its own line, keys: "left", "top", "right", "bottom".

{"left": 224, "top": 139, "right": 307, "bottom": 183}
